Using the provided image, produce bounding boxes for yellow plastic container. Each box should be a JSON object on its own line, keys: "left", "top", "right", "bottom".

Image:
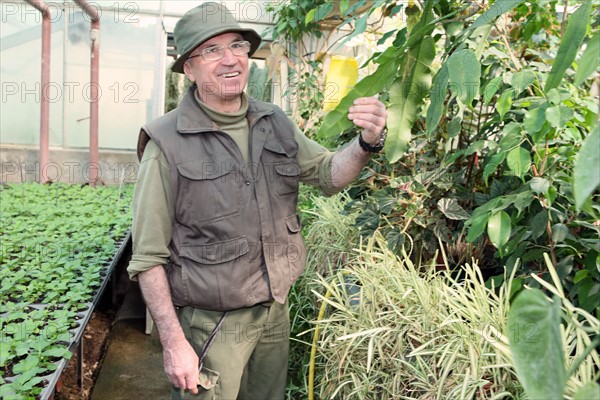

{"left": 323, "top": 55, "right": 359, "bottom": 111}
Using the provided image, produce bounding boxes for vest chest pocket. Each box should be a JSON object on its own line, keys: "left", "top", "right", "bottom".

{"left": 176, "top": 158, "right": 243, "bottom": 224}
{"left": 273, "top": 163, "right": 301, "bottom": 195}
{"left": 262, "top": 137, "right": 300, "bottom": 197}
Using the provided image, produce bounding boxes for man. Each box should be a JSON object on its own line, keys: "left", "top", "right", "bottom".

{"left": 127, "top": 2, "right": 387, "bottom": 399}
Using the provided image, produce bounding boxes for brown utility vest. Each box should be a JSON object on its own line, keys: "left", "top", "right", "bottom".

{"left": 137, "top": 87, "right": 306, "bottom": 311}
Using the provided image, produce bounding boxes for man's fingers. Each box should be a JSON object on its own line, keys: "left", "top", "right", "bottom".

{"left": 353, "top": 96, "right": 380, "bottom": 105}
{"left": 171, "top": 374, "right": 187, "bottom": 391}
{"left": 353, "top": 119, "right": 380, "bottom": 133}
{"left": 347, "top": 98, "right": 388, "bottom": 131}
{"left": 348, "top": 113, "right": 386, "bottom": 131}
{"left": 185, "top": 375, "right": 199, "bottom": 395}
{"left": 347, "top": 97, "right": 388, "bottom": 142}
{"left": 170, "top": 371, "right": 199, "bottom": 395}
{"left": 163, "top": 339, "right": 200, "bottom": 394}
{"left": 348, "top": 104, "right": 385, "bottom": 115}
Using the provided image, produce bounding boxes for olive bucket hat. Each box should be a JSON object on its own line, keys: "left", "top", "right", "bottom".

{"left": 171, "top": 2, "right": 262, "bottom": 74}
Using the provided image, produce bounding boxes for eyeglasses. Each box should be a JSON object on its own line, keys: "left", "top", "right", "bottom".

{"left": 187, "top": 41, "right": 251, "bottom": 62}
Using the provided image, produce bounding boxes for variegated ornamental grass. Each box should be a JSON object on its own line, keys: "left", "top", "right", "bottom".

{"left": 307, "top": 233, "right": 599, "bottom": 399}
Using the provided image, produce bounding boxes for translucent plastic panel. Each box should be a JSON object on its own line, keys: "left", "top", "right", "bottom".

{"left": 0, "top": 2, "right": 64, "bottom": 146}
{"left": 163, "top": 0, "right": 274, "bottom": 24}
{"left": 62, "top": 11, "right": 163, "bottom": 149}
{"left": 161, "top": 2, "right": 273, "bottom": 34}
{"left": 1, "top": 4, "right": 164, "bottom": 151}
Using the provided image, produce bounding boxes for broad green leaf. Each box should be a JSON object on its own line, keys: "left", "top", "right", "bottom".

{"left": 426, "top": 64, "right": 449, "bottom": 135}
{"left": 344, "top": 0, "right": 373, "bottom": 17}
{"left": 530, "top": 210, "right": 548, "bottom": 240}
{"left": 487, "top": 210, "right": 511, "bottom": 248}
{"left": 378, "top": 29, "right": 398, "bottom": 45}
{"left": 392, "top": 27, "right": 407, "bottom": 48}
{"left": 531, "top": 123, "right": 551, "bottom": 145}
{"left": 275, "top": 21, "right": 288, "bottom": 35}
{"left": 470, "top": 0, "right": 524, "bottom": 31}
{"left": 446, "top": 49, "right": 481, "bottom": 106}
{"left": 497, "top": 90, "right": 513, "bottom": 119}
{"left": 402, "top": 0, "right": 437, "bottom": 53}
{"left": 386, "top": 35, "right": 436, "bottom": 163}
{"left": 466, "top": 212, "right": 489, "bottom": 243}
{"left": 384, "top": 0, "right": 437, "bottom": 162}
{"left": 0, "top": 341, "right": 12, "bottom": 366}
{"left": 0, "top": 383, "right": 16, "bottom": 398}
{"left": 573, "top": 125, "right": 600, "bottom": 210}
{"left": 506, "top": 147, "right": 531, "bottom": 179}
{"left": 483, "top": 152, "right": 507, "bottom": 184}
{"left": 305, "top": 8, "right": 315, "bottom": 24}
{"left": 546, "top": 105, "right": 574, "bottom": 129}
{"left": 551, "top": 223, "right": 569, "bottom": 243}
{"left": 508, "top": 289, "right": 565, "bottom": 400}
{"left": 43, "top": 347, "right": 71, "bottom": 358}
{"left": 513, "top": 190, "right": 534, "bottom": 215}
{"left": 546, "top": 88, "right": 561, "bottom": 105}
{"left": 315, "top": 3, "right": 335, "bottom": 22}
{"left": 545, "top": 1, "right": 593, "bottom": 93}
{"left": 573, "top": 269, "right": 589, "bottom": 284}
{"left": 574, "top": 382, "right": 600, "bottom": 400}
{"left": 578, "top": 279, "right": 600, "bottom": 315}
{"left": 339, "top": 0, "right": 350, "bottom": 15}
{"left": 447, "top": 116, "right": 462, "bottom": 138}
{"left": 529, "top": 177, "right": 550, "bottom": 194}
{"left": 510, "top": 278, "right": 523, "bottom": 300}
{"left": 319, "top": 47, "right": 399, "bottom": 138}
{"left": 344, "top": 13, "right": 368, "bottom": 43}
{"left": 574, "top": 31, "right": 600, "bottom": 86}
{"left": 483, "top": 76, "right": 503, "bottom": 105}
{"left": 437, "top": 198, "right": 470, "bottom": 220}
{"left": 463, "top": 140, "right": 486, "bottom": 156}
{"left": 498, "top": 122, "right": 523, "bottom": 152}
{"left": 524, "top": 104, "right": 548, "bottom": 135}
{"left": 14, "top": 341, "right": 31, "bottom": 357}
{"left": 511, "top": 70, "right": 536, "bottom": 96}
{"left": 12, "top": 354, "right": 41, "bottom": 374}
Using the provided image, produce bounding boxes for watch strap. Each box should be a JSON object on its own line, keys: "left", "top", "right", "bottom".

{"left": 358, "top": 130, "right": 387, "bottom": 153}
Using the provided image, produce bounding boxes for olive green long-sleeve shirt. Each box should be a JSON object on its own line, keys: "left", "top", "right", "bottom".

{"left": 127, "top": 95, "right": 339, "bottom": 280}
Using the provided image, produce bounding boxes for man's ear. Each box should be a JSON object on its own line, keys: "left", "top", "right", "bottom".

{"left": 183, "top": 61, "right": 195, "bottom": 83}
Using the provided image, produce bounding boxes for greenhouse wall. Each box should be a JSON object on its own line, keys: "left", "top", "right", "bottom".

{"left": 0, "top": 0, "right": 274, "bottom": 184}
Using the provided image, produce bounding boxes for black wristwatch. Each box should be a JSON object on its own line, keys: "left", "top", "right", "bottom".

{"left": 358, "top": 130, "right": 387, "bottom": 153}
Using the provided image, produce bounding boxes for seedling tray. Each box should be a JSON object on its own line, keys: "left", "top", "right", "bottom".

{"left": 0, "top": 183, "right": 133, "bottom": 400}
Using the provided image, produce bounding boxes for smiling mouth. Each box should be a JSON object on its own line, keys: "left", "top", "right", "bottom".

{"left": 219, "top": 72, "right": 241, "bottom": 78}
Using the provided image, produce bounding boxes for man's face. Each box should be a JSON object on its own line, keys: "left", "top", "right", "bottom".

{"left": 183, "top": 32, "right": 249, "bottom": 110}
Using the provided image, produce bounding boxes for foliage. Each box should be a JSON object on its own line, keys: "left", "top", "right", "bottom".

{"left": 248, "top": 62, "right": 273, "bottom": 102}
{"left": 165, "top": 65, "right": 181, "bottom": 113}
{"left": 287, "top": 189, "right": 359, "bottom": 399}
{"left": 272, "top": 0, "right": 600, "bottom": 397}
{"left": 304, "top": 232, "right": 599, "bottom": 399}
{"left": 165, "top": 64, "right": 192, "bottom": 113}
{"left": 312, "top": 237, "right": 522, "bottom": 399}
{"left": 264, "top": 0, "right": 328, "bottom": 43}
{"left": 507, "top": 257, "right": 600, "bottom": 399}
{"left": 0, "top": 183, "right": 132, "bottom": 399}
{"left": 264, "top": 0, "right": 334, "bottom": 138}
{"left": 294, "top": 0, "right": 600, "bottom": 317}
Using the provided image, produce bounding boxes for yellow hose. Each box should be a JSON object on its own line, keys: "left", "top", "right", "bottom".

{"left": 308, "top": 288, "right": 332, "bottom": 400}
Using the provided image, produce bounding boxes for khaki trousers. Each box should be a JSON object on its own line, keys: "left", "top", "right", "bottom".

{"left": 171, "top": 300, "right": 290, "bottom": 400}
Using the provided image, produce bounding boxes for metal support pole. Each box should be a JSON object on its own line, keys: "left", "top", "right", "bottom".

{"left": 89, "top": 19, "right": 100, "bottom": 186}
{"left": 73, "top": 0, "right": 100, "bottom": 187}
{"left": 23, "top": 0, "right": 51, "bottom": 183}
